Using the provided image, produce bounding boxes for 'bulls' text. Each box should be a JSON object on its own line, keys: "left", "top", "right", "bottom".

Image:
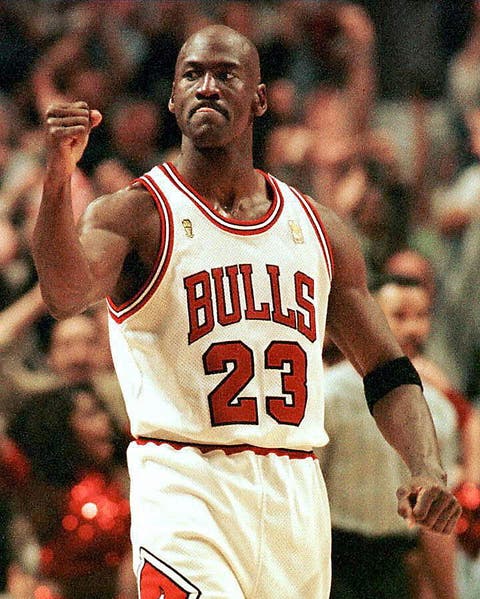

{"left": 184, "top": 264, "right": 316, "bottom": 344}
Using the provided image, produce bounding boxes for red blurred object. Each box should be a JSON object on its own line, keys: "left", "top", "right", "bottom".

{"left": 454, "top": 482, "right": 480, "bottom": 558}
{"left": 0, "top": 438, "right": 30, "bottom": 486}
{"left": 40, "top": 472, "right": 130, "bottom": 579}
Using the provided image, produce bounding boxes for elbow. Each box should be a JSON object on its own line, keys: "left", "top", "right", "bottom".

{"left": 48, "top": 306, "right": 84, "bottom": 321}
{"left": 45, "top": 303, "right": 85, "bottom": 321}
{"left": 39, "top": 288, "right": 89, "bottom": 320}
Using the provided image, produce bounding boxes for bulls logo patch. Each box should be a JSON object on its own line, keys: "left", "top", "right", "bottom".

{"left": 138, "top": 547, "right": 201, "bottom": 599}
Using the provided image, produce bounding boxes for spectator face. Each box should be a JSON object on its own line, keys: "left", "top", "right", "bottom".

{"left": 70, "top": 389, "right": 114, "bottom": 464}
{"left": 48, "top": 316, "right": 98, "bottom": 384}
{"left": 384, "top": 250, "right": 436, "bottom": 301}
{"left": 268, "top": 79, "right": 297, "bottom": 122}
{"left": 67, "top": 68, "right": 110, "bottom": 111}
{"left": 376, "top": 283, "right": 431, "bottom": 358}
{"left": 111, "top": 101, "right": 160, "bottom": 153}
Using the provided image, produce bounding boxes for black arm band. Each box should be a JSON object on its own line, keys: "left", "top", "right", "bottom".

{"left": 363, "top": 356, "right": 423, "bottom": 415}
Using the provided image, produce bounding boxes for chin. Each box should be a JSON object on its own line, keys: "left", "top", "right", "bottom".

{"left": 184, "top": 123, "right": 231, "bottom": 148}
{"left": 191, "top": 132, "right": 230, "bottom": 149}
{"left": 401, "top": 345, "right": 417, "bottom": 359}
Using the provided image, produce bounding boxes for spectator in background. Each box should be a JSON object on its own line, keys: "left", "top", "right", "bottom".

{"left": 419, "top": 101, "right": 480, "bottom": 402}
{"left": 317, "top": 275, "right": 460, "bottom": 599}
{"left": 3, "top": 384, "right": 134, "bottom": 599}
{"left": 362, "top": 0, "right": 470, "bottom": 229}
{"left": 384, "top": 249, "right": 438, "bottom": 304}
{"left": 0, "top": 2, "right": 43, "bottom": 99}
{"left": 448, "top": 1, "right": 480, "bottom": 129}
{"left": 375, "top": 274, "right": 480, "bottom": 599}
{"left": 0, "top": 302, "right": 127, "bottom": 431}
{"left": 265, "top": 2, "right": 376, "bottom": 193}
{"left": 30, "top": 1, "right": 142, "bottom": 175}
{"left": 99, "top": 97, "right": 165, "bottom": 180}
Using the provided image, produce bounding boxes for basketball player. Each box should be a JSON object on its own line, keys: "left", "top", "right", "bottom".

{"left": 32, "top": 25, "right": 461, "bottom": 599}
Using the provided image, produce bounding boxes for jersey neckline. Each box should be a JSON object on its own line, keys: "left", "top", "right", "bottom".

{"left": 160, "top": 161, "right": 283, "bottom": 234}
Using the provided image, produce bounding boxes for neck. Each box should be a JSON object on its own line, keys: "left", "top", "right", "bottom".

{"left": 174, "top": 141, "right": 257, "bottom": 207}
{"left": 172, "top": 142, "right": 271, "bottom": 221}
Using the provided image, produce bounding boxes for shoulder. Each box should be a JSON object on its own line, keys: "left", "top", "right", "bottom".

{"left": 80, "top": 182, "right": 158, "bottom": 238}
{"left": 305, "top": 195, "right": 359, "bottom": 248}
{"left": 83, "top": 183, "right": 155, "bottom": 222}
{"left": 304, "top": 195, "right": 368, "bottom": 290}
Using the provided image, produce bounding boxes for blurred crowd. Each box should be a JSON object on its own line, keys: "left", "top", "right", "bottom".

{"left": 1, "top": 0, "right": 480, "bottom": 597}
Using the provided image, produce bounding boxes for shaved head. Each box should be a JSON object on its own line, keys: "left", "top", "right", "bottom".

{"left": 176, "top": 25, "right": 262, "bottom": 82}
{"left": 169, "top": 24, "right": 267, "bottom": 150}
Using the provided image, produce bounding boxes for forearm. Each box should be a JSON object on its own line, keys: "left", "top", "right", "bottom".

{"left": 33, "top": 170, "right": 96, "bottom": 318}
{"left": 461, "top": 409, "right": 480, "bottom": 483}
{"left": 418, "top": 529, "right": 458, "bottom": 599}
{"left": 347, "top": 48, "right": 376, "bottom": 135}
{"left": 372, "top": 385, "right": 446, "bottom": 482}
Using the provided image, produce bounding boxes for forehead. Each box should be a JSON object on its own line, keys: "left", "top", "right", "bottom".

{"left": 177, "top": 31, "right": 253, "bottom": 72}
{"left": 378, "top": 284, "right": 429, "bottom": 310}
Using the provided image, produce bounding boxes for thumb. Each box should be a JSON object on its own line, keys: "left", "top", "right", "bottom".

{"left": 89, "top": 109, "right": 103, "bottom": 129}
{"left": 397, "top": 485, "right": 417, "bottom": 529}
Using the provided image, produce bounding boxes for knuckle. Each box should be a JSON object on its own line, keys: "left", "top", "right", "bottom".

{"left": 50, "top": 127, "right": 65, "bottom": 138}
{"left": 45, "top": 103, "right": 60, "bottom": 115}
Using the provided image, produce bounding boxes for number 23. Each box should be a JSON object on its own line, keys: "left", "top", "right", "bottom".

{"left": 202, "top": 340, "right": 307, "bottom": 426}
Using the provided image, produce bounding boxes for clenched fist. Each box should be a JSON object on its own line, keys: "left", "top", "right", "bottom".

{"left": 45, "top": 101, "right": 102, "bottom": 177}
{"left": 397, "top": 476, "right": 462, "bottom": 535}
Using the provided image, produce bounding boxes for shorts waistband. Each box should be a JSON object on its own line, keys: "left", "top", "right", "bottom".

{"left": 135, "top": 437, "right": 317, "bottom": 460}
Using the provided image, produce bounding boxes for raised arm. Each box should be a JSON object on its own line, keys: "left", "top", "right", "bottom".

{"left": 0, "top": 285, "right": 46, "bottom": 351}
{"left": 32, "top": 102, "right": 156, "bottom": 319}
{"left": 320, "top": 204, "right": 461, "bottom": 534}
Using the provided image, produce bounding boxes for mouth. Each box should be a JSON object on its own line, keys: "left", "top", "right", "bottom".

{"left": 189, "top": 103, "right": 229, "bottom": 120}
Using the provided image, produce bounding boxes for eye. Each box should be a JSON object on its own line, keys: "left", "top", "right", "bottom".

{"left": 183, "top": 70, "right": 200, "bottom": 81}
{"left": 217, "top": 71, "right": 235, "bottom": 83}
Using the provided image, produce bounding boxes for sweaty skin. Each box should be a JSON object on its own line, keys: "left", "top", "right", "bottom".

{"left": 32, "top": 25, "right": 461, "bottom": 535}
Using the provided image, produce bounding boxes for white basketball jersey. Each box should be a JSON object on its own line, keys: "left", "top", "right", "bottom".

{"left": 107, "top": 162, "right": 333, "bottom": 450}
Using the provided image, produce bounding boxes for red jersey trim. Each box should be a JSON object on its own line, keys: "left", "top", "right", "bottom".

{"left": 106, "top": 175, "right": 174, "bottom": 323}
{"left": 135, "top": 437, "right": 317, "bottom": 459}
{"left": 160, "top": 162, "right": 283, "bottom": 235}
{"left": 289, "top": 186, "right": 334, "bottom": 281}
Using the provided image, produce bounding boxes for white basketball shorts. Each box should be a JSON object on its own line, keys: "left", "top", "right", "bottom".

{"left": 127, "top": 439, "right": 331, "bottom": 598}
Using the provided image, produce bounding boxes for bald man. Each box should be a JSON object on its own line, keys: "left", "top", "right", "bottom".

{"left": 33, "top": 25, "right": 460, "bottom": 598}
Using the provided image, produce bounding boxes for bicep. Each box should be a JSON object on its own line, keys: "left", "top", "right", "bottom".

{"left": 76, "top": 186, "right": 151, "bottom": 302}
{"left": 78, "top": 220, "right": 131, "bottom": 300}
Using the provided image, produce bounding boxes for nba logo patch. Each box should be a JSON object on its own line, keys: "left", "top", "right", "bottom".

{"left": 182, "top": 219, "right": 194, "bottom": 238}
{"left": 288, "top": 220, "right": 304, "bottom": 243}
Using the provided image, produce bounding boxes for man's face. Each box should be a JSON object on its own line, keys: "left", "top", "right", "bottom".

{"left": 169, "top": 29, "right": 266, "bottom": 148}
{"left": 376, "top": 283, "right": 431, "bottom": 358}
{"left": 48, "top": 316, "right": 97, "bottom": 384}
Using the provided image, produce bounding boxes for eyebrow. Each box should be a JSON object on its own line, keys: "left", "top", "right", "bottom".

{"left": 181, "top": 59, "right": 242, "bottom": 71}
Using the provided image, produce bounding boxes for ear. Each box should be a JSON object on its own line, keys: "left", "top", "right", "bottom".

{"left": 253, "top": 83, "right": 267, "bottom": 117}
{"left": 168, "top": 87, "right": 175, "bottom": 114}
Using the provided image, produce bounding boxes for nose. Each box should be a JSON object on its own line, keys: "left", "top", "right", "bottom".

{"left": 400, "top": 320, "right": 416, "bottom": 337}
{"left": 196, "top": 72, "right": 219, "bottom": 98}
